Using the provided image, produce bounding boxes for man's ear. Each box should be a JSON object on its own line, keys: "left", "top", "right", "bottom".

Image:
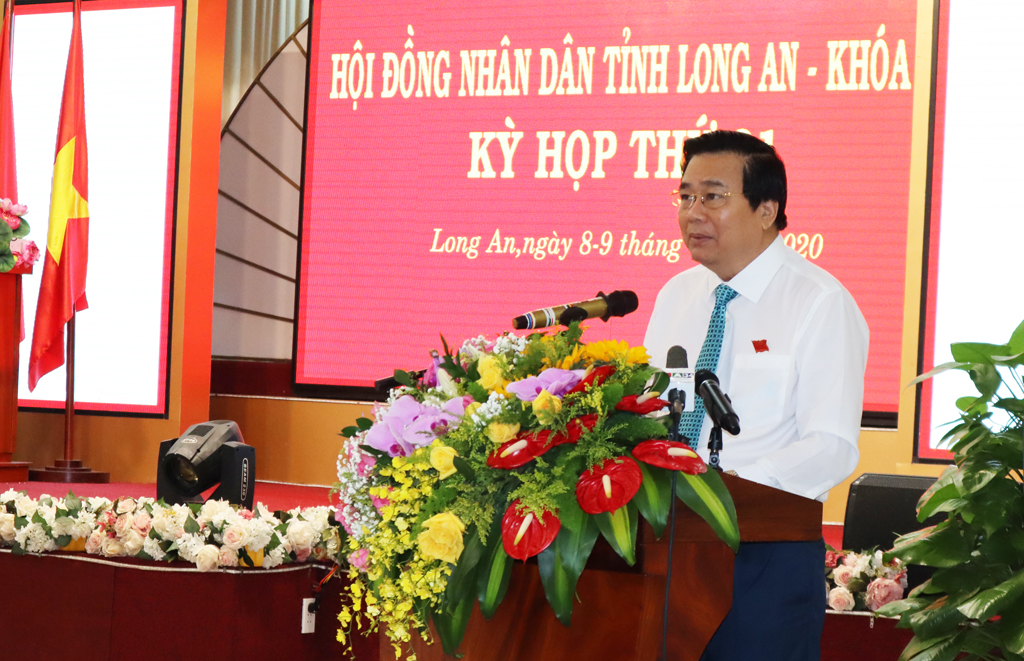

{"left": 760, "top": 200, "right": 779, "bottom": 230}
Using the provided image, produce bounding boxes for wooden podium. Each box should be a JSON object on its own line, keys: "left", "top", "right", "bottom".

{"left": 0, "top": 263, "right": 31, "bottom": 481}
{"left": 387, "top": 473, "right": 823, "bottom": 661}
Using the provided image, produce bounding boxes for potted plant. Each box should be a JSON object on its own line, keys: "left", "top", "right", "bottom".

{"left": 879, "top": 319, "right": 1024, "bottom": 660}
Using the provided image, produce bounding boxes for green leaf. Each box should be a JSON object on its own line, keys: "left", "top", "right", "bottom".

{"left": 11, "top": 216, "right": 29, "bottom": 239}
{"left": 340, "top": 426, "right": 359, "bottom": 438}
{"left": 1008, "top": 319, "right": 1024, "bottom": 354}
{"left": 917, "top": 467, "right": 961, "bottom": 521}
{"left": 432, "top": 595, "right": 473, "bottom": 658}
{"left": 0, "top": 219, "right": 11, "bottom": 242}
{"left": 64, "top": 492, "right": 81, "bottom": 513}
{"left": 477, "top": 543, "right": 513, "bottom": 620}
{"left": 11, "top": 540, "right": 25, "bottom": 555}
{"left": 675, "top": 470, "right": 739, "bottom": 552}
{"left": 876, "top": 598, "right": 930, "bottom": 618}
{"left": 55, "top": 534, "right": 72, "bottom": 548}
{"left": 999, "top": 595, "right": 1024, "bottom": 655}
{"left": 601, "top": 383, "right": 624, "bottom": 411}
{"left": 594, "top": 502, "right": 638, "bottom": 566}
{"left": 393, "top": 369, "right": 414, "bottom": 387}
{"left": 889, "top": 522, "right": 971, "bottom": 568}
{"left": 355, "top": 416, "right": 374, "bottom": 431}
{"left": 605, "top": 412, "right": 669, "bottom": 443}
{"left": 452, "top": 456, "right": 476, "bottom": 483}
{"left": 907, "top": 596, "right": 968, "bottom": 642}
{"left": 632, "top": 462, "right": 673, "bottom": 538}
{"left": 649, "top": 370, "right": 670, "bottom": 397}
{"left": 950, "top": 342, "right": 1008, "bottom": 364}
{"left": 445, "top": 525, "right": 486, "bottom": 608}
{"left": 897, "top": 632, "right": 964, "bottom": 661}
{"left": 907, "top": 361, "right": 970, "bottom": 389}
{"left": 466, "top": 381, "right": 489, "bottom": 403}
{"left": 957, "top": 568, "right": 1024, "bottom": 622}
{"left": 537, "top": 513, "right": 600, "bottom": 626}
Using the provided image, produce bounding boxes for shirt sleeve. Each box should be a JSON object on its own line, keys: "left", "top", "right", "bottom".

{"left": 737, "top": 286, "right": 868, "bottom": 501}
{"left": 734, "top": 431, "right": 860, "bottom": 501}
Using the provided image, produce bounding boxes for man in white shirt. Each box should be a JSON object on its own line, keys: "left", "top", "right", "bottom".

{"left": 644, "top": 130, "right": 868, "bottom": 660}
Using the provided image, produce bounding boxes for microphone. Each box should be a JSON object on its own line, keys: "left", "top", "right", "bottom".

{"left": 512, "top": 290, "right": 638, "bottom": 330}
{"left": 664, "top": 346, "right": 688, "bottom": 442}
{"left": 695, "top": 369, "right": 740, "bottom": 436}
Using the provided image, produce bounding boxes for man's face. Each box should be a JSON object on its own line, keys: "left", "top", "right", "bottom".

{"left": 677, "top": 151, "right": 778, "bottom": 281}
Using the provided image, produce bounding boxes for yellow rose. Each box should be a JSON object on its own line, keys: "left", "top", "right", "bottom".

{"left": 417, "top": 512, "right": 466, "bottom": 564}
{"left": 486, "top": 421, "right": 520, "bottom": 445}
{"left": 532, "top": 389, "right": 562, "bottom": 425}
{"left": 477, "top": 355, "right": 509, "bottom": 392}
{"left": 429, "top": 444, "right": 459, "bottom": 479}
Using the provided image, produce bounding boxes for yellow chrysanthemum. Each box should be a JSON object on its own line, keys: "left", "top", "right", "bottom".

{"left": 583, "top": 340, "right": 650, "bottom": 365}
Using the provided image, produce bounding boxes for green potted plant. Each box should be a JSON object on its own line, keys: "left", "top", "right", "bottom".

{"left": 879, "top": 319, "right": 1024, "bottom": 660}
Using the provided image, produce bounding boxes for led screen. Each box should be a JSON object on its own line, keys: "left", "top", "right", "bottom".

{"left": 14, "top": 0, "right": 181, "bottom": 414}
{"left": 298, "top": 0, "right": 917, "bottom": 415}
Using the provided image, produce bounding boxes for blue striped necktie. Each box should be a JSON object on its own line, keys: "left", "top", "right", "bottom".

{"left": 678, "top": 284, "right": 739, "bottom": 448}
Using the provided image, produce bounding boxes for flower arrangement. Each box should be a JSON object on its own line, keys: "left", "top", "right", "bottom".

{"left": 0, "top": 198, "right": 39, "bottom": 272}
{"left": 334, "top": 325, "right": 739, "bottom": 658}
{"left": 825, "top": 545, "right": 908, "bottom": 612}
{"left": 0, "top": 489, "right": 343, "bottom": 571}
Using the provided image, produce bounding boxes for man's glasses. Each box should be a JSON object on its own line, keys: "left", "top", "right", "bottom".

{"left": 670, "top": 190, "right": 736, "bottom": 210}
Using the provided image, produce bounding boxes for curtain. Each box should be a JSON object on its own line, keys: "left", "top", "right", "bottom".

{"left": 222, "top": 0, "right": 309, "bottom": 126}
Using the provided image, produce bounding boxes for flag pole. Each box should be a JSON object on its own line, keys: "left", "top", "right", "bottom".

{"left": 64, "top": 312, "right": 75, "bottom": 461}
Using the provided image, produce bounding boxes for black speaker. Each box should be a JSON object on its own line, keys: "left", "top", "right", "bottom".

{"left": 842, "top": 473, "right": 941, "bottom": 551}
{"left": 843, "top": 473, "right": 942, "bottom": 591}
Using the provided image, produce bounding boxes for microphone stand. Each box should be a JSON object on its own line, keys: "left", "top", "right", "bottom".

{"left": 660, "top": 390, "right": 684, "bottom": 661}
{"left": 707, "top": 423, "right": 724, "bottom": 471}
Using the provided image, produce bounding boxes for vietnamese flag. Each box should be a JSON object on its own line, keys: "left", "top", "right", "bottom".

{"left": 28, "top": 0, "right": 89, "bottom": 391}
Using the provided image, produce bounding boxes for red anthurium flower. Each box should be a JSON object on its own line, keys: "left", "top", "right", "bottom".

{"left": 567, "top": 365, "right": 617, "bottom": 394}
{"left": 615, "top": 393, "right": 669, "bottom": 415}
{"left": 487, "top": 431, "right": 552, "bottom": 469}
{"left": 576, "top": 457, "right": 643, "bottom": 514}
{"left": 550, "top": 413, "right": 600, "bottom": 447}
{"left": 501, "top": 500, "right": 561, "bottom": 560}
{"left": 632, "top": 440, "right": 707, "bottom": 474}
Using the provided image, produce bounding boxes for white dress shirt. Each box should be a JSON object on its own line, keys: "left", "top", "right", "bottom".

{"left": 644, "top": 236, "right": 869, "bottom": 501}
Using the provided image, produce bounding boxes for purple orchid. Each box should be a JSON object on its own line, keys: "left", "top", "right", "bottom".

{"left": 506, "top": 368, "right": 586, "bottom": 402}
{"left": 364, "top": 395, "right": 461, "bottom": 457}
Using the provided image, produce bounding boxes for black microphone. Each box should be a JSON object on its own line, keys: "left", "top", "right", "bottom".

{"left": 695, "top": 369, "right": 740, "bottom": 435}
{"left": 511, "top": 290, "right": 639, "bottom": 330}
{"left": 665, "top": 346, "right": 688, "bottom": 443}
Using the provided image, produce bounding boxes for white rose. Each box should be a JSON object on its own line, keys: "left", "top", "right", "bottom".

{"left": 218, "top": 547, "right": 239, "bottom": 567}
{"left": 0, "top": 512, "right": 15, "bottom": 542}
{"left": 828, "top": 586, "right": 856, "bottom": 611}
{"left": 220, "top": 523, "right": 248, "bottom": 551}
{"left": 286, "top": 519, "right": 317, "bottom": 554}
{"left": 14, "top": 495, "right": 36, "bottom": 518}
{"left": 113, "top": 513, "right": 133, "bottom": 537}
{"left": 195, "top": 544, "right": 221, "bottom": 572}
{"left": 116, "top": 498, "right": 136, "bottom": 515}
{"left": 0, "top": 488, "right": 19, "bottom": 503}
{"left": 100, "top": 536, "right": 125, "bottom": 557}
{"left": 122, "top": 529, "right": 145, "bottom": 556}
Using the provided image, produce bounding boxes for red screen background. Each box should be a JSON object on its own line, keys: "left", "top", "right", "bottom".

{"left": 297, "top": 0, "right": 917, "bottom": 415}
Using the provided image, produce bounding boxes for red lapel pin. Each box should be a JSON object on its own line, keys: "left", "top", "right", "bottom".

{"left": 752, "top": 340, "right": 769, "bottom": 353}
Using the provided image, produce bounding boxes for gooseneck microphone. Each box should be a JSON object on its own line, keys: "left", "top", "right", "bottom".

{"left": 695, "top": 369, "right": 740, "bottom": 436}
{"left": 511, "top": 290, "right": 639, "bottom": 330}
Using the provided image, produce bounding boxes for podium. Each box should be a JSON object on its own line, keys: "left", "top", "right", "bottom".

{"left": 386, "top": 473, "right": 822, "bottom": 661}
{"left": 0, "top": 263, "right": 31, "bottom": 481}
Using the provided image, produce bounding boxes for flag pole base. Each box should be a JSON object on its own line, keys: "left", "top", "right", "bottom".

{"left": 0, "top": 460, "right": 31, "bottom": 481}
{"left": 29, "top": 459, "right": 109, "bottom": 483}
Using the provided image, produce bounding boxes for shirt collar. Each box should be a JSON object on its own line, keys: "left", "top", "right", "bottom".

{"left": 702, "top": 235, "right": 786, "bottom": 304}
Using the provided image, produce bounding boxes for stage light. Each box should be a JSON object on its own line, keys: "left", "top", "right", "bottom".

{"left": 156, "top": 421, "right": 255, "bottom": 509}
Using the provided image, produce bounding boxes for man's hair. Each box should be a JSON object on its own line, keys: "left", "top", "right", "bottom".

{"left": 682, "top": 130, "right": 788, "bottom": 230}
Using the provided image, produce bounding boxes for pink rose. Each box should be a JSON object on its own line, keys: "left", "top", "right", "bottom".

{"left": 114, "top": 513, "right": 133, "bottom": 537}
{"left": 219, "top": 547, "right": 239, "bottom": 567}
{"left": 348, "top": 548, "right": 369, "bottom": 571}
{"left": 132, "top": 511, "right": 152, "bottom": 536}
{"left": 832, "top": 564, "right": 854, "bottom": 588}
{"left": 828, "top": 587, "right": 856, "bottom": 611}
{"left": 238, "top": 509, "right": 254, "bottom": 520}
{"left": 866, "top": 578, "right": 904, "bottom": 612}
{"left": 825, "top": 550, "right": 843, "bottom": 569}
{"left": 85, "top": 530, "right": 105, "bottom": 554}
